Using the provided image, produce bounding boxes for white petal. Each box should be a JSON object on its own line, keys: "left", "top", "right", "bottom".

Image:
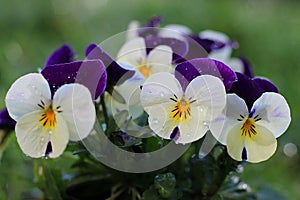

{"left": 199, "top": 30, "right": 230, "bottom": 43}
{"left": 210, "top": 94, "right": 249, "bottom": 144}
{"left": 159, "top": 24, "right": 192, "bottom": 40}
{"left": 226, "top": 123, "right": 245, "bottom": 162}
{"left": 5, "top": 73, "right": 51, "bottom": 121}
{"left": 185, "top": 75, "right": 226, "bottom": 119}
{"left": 15, "top": 110, "right": 68, "bottom": 158}
{"left": 178, "top": 104, "right": 209, "bottom": 144}
{"left": 117, "top": 37, "right": 146, "bottom": 67}
{"left": 49, "top": 114, "right": 69, "bottom": 158}
{"left": 140, "top": 72, "right": 183, "bottom": 109}
{"left": 147, "top": 102, "right": 177, "bottom": 140}
{"left": 245, "top": 125, "right": 277, "bottom": 163}
{"left": 252, "top": 92, "right": 291, "bottom": 138}
{"left": 53, "top": 84, "right": 96, "bottom": 141}
{"left": 126, "top": 20, "right": 140, "bottom": 41}
{"left": 147, "top": 45, "right": 172, "bottom": 74}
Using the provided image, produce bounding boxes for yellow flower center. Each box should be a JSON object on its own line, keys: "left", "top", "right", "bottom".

{"left": 39, "top": 104, "right": 56, "bottom": 129}
{"left": 170, "top": 95, "right": 195, "bottom": 122}
{"left": 38, "top": 101, "right": 62, "bottom": 130}
{"left": 240, "top": 118, "right": 257, "bottom": 138}
{"left": 138, "top": 64, "right": 150, "bottom": 78}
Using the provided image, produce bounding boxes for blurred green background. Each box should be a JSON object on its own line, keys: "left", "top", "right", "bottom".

{"left": 0, "top": 0, "right": 299, "bottom": 199}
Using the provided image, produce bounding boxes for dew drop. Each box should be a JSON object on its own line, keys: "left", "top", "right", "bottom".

{"left": 203, "top": 121, "right": 208, "bottom": 127}
{"left": 160, "top": 92, "right": 164, "bottom": 97}
{"left": 67, "top": 75, "right": 71, "bottom": 79}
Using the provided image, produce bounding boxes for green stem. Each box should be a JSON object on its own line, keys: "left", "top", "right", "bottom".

{"left": 100, "top": 94, "right": 109, "bottom": 126}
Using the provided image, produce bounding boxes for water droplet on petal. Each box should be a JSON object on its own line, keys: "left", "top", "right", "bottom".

{"left": 203, "top": 121, "right": 208, "bottom": 127}
{"left": 160, "top": 92, "right": 164, "bottom": 97}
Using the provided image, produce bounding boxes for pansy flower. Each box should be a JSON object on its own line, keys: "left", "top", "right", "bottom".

{"left": 210, "top": 73, "right": 291, "bottom": 163}
{"left": 4, "top": 44, "right": 107, "bottom": 158}
{"left": 5, "top": 73, "right": 97, "bottom": 158}
{"left": 140, "top": 58, "right": 236, "bottom": 144}
{"left": 117, "top": 37, "right": 173, "bottom": 78}
{"left": 0, "top": 44, "right": 76, "bottom": 134}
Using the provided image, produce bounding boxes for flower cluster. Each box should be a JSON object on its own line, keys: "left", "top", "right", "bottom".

{"left": 0, "top": 17, "right": 291, "bottom": 165}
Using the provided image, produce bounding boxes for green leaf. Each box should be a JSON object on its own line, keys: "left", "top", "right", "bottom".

{"left": 154, "top": 172, "right": 176, "bottom": 198}
{"left": 142, "top": 185, "right": 164, "bottom": 200}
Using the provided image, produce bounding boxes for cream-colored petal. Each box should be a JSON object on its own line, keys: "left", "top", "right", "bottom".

{"left": 117, "top": 37, "right": 146, "bottom": 67}
{"left": 49, "top": 114, "right": 69, "bottom": 158}
{"left": 53, "top": 84, "right": 96, "bottom": 141}
{"left": 252, "top": 92, "right": 291, "bottom": 138}
{"left": 178, "top": 104, "right": 209, "bottom": 144}
{"left": 245, "top": 125, "right": 277, "bottom": 163}
{"left": 147, "top": 45, "right": 172, "bottom": 74}
{"left": 5, "top": 73, "right": 51, "bottom": 121}
{"left": 140, "top": 72, "right": 183, "bottom": 108}
{"left": 147, "top": 102, "right": 177, "bottom": 140}
{"left": 16, "top": 110, "right": 68, "bottom": 158}
{"left": 185, "top": 75, "right": 226, "bottom": 119}
{"left": 226, "top": 123, "right": 245, "bottom": 162}
{"left": 16, "top": 111, "right": 49, "bottom": 158}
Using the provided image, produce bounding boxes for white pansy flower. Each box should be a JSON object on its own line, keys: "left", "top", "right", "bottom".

{"left": 140, "top": 72, "right": 226, "bottom": 144}
{"left": 210, "top": 92, "right": 291, "bottom": 163}
{"left": 5, "top": 73, "right": 95, "bottom": 158}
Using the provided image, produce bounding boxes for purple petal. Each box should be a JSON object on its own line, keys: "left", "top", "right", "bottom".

{"left": 0, "top": 108, "right": 16, "bottom": 130}
{"left": 175, "top": 58, "right": 237, "bottom": 91}
{"left": 229, "top": 73, "right": 278, "bottom": 110}
{"left": 239, "top": 56, "right": 254, "bottom": 78}
{"left": 86, "top": 44, "right": 135, "bottom": 93}
{"left": 146, "top": 16, "right": 163, "bottom": 27}
{"left": 253, "top": 77, "right": 279, "bottom": 93}
{"left": 44, "top": 44, "right": 76, "bottom": 66}
{"left": 145, "top": 36, "right": 188, "bottom": 63}
{"left": 41, "top": 60, "right": 107, "bottom": 99}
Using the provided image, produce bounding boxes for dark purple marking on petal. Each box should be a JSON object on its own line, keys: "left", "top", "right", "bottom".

{"left": 45, "top": 141, "right": 53, "bottom": 156}
{"left": 44, "top": 44, "right": 76, "bottom": 66}
{"left": 239, "top": 56, "right": 254, "bottom": 78}
{"left": 0, "top": 108, "right": 16, "bottom": 130}
{"left": 242, "top": 147, "right": 247, "bottom": 160}
{"left": 229, "top": 73, "right": 278, "bottom": 110}
{"left": 170, "top": 126, "right": 180, "bottom": 141}
{"left": 175, "top": 58, "right": 237, "bottom": 91}
{"left": 86, "top": 44, "right": 135, "bottom": 94}
{"left": 41, "top": 60, "right": 107, "bottom": 99}
{"left": 145, "top": 36, "right": 188, "bottom": 63}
